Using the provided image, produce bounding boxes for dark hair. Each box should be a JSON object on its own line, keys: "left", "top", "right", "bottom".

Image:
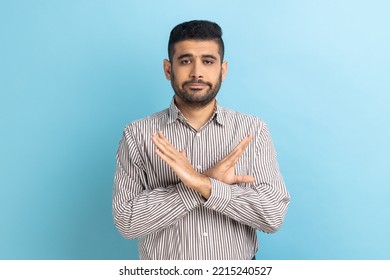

{"left": 168, "top": 20, "right": 225, "bottom": 62}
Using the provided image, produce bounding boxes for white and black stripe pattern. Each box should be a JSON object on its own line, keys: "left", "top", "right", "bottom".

{"left": 112, "top": 99, "right": 290, "bottom": 260}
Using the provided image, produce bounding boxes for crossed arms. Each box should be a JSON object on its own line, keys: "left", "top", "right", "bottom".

{"left": 113, "top": 123, "right": 290, "bottom": 239}
{"left": 152, "top": 131, "right": 254, "bottom": 199}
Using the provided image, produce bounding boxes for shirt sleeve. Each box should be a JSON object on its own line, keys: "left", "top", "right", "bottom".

{"left": 112, "top": 127, "right": 204, "bottom": 239}
{"left": 203, "top": 122, "right": 290, "bottom": 233}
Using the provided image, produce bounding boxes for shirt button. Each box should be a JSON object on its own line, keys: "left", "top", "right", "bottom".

{"left": 212, "top": 205, "right": 217, "bottom": 210}
{"left": 192, "top": 199, "right": 198, "bottom": 205}
{"left": 196, "top": 165, "right": 202, "bottom": 170}
{"left": 196, "top": 133, "right": 201, "bottom": 137}
{"left": 202, "top": 232, "right": 208, "bottom": 237}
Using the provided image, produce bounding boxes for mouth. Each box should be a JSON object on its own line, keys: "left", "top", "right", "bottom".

{"left": 186, "top": 83, "right": 207, "bottom": 90}
{"left": 183, "top": 81, "right": 211, "bottom": 91}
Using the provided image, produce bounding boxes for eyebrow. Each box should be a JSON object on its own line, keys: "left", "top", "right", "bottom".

{"left": 176, "top": 53, "right": 218, "bottom": 60}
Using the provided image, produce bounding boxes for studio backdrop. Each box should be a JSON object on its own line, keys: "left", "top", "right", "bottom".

{"left": 1, "top": 0, "right": 389, "bottom": 259}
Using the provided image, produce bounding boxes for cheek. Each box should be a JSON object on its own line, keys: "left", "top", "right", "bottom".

{"left": 210, "top": 70, "right": 223, "bottom": 83}
{"left": 172, "top": 70, "right": 187, "bottom": 84}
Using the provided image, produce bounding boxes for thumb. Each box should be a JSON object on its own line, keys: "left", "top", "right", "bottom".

{"left": 235, "top": 175, "right": 255, "bottom": 184}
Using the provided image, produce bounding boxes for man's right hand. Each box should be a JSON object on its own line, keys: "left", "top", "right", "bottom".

{"left": 203, "top": 135, "right": 255, "bottom": 185}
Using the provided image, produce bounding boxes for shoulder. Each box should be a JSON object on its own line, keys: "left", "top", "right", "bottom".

{"left": 218, "top": 106, "right": 266, "bottom": 130}
{"left": 123, "top": 108, "right": 169, "bottom": 135}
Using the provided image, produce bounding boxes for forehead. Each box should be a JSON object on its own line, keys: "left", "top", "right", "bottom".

{"left": 173, "top": 40, "right": 220, "bottom": 59}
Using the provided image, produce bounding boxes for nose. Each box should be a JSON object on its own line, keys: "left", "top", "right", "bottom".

{"left": 189, "top": 60, "right": 203, "bottom": 79}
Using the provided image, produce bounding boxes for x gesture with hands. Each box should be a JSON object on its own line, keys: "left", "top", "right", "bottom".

{"left": 203, "top": 134, "right": 254, "bottom": 185}
{"left": 151, "top": 131, "right": 254, "bottom": 199}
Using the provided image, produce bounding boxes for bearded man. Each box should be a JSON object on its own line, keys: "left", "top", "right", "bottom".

{"left": 112, "top": 20, "right": 290, "bottom": 260}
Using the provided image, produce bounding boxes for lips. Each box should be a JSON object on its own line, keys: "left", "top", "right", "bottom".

{"left": 183, "top": 81, "right": 211, "bottom": 90}
{"left": 186, "top": 83, "right": 207, "bottom": 90}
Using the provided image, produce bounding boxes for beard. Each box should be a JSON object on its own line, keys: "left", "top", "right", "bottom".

{"left": 170, "top": 70, "right": 222, "bottom": 108}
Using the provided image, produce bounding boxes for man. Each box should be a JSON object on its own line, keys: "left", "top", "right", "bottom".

{"left": 113, "top": 20, "right": 290, "bottom": 260}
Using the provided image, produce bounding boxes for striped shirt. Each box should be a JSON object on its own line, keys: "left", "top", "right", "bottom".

{"left": 113, "top": 99, "right": 290, "bottom": 260}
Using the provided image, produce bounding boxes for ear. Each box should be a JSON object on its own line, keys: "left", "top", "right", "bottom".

{"left": 221, "top": 60, "right": 228, "bottom": 81}
{"left": 163, "top": 59, "right": 172, "bottom": 80}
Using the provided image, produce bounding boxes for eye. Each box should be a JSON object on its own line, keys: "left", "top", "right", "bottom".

{"left": 180, "top": 59, "right": 191, "bottom": 65}
{"left": 203, "top": 60, "right": 214, "bottom": 65}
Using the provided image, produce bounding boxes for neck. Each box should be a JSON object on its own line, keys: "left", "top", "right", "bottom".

{"left": 174, "top": 96, "right": 216, "bottom": 131}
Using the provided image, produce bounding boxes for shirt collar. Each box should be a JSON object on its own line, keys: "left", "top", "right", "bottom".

{"left": 167, "top": 98, "right": 226, "bottom": 127}
{"left": 168, "top": 98, "right": 180, "bottom": 124}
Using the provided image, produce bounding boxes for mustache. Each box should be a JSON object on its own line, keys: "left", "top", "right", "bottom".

{"left": 182, "top": 79, "right": 212, "bottom": 87}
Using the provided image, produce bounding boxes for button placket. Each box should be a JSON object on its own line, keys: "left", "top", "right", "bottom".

{"left": 192, "top": 130, "right": 202, "bottom": 172}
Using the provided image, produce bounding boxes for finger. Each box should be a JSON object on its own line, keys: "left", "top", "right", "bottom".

{"left": 234, "top": 134, "right": 253, "bottom": 152}
{"left": 154, "top": 146, "right": 174, "bottom": 165}
{"left": 152, "top": 133, "right": 178, "bottom": 159}
{"left": 157, "top": 131, "right": 175, "bottom": 149}
{"left": 230, "top": 135, "right": 252, "bottom": 156}
{"left": 155, "top": 143, "right": 195, "bottom": 180}
{"left": 152, "top": 132, "right": 172, "bottom": 147}
{"left": 154, "top": 132, "right": 179, "bottom": 156}
{"left": 225, "top": 135, "right": 253, "bottom": 165}
{"left": 152, "top": 132, "right": 187, "bottom": 163}
{"left": 157, "top": 132, "right": 189, "bottom": 159}
{"left": 151, "top": 133, "right": 165, "bottom": 150}
{"left": 234, "top": 175, "right": 255, "bottom": 184}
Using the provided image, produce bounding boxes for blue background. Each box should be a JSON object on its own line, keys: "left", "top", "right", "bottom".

{"left": 1, "top": 0, "right": 389, "bottom": 260}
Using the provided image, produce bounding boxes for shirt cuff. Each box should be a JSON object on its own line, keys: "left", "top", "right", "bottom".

{"left": 176, "top": 182, "right": 205, "bottom": 211}
{"left": 203, "top": 178, "right": 232, "bottom": 213}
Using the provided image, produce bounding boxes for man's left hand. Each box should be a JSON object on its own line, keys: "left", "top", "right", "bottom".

{"left": 151, "top": 131, "right": 212, "bottom": 198}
